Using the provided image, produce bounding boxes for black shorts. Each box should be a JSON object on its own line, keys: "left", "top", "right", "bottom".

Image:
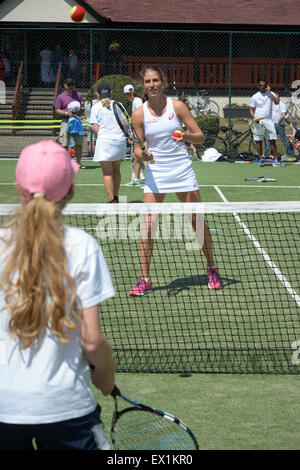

{"left": 0, "top": 405, "right": 110, "bottom": 450}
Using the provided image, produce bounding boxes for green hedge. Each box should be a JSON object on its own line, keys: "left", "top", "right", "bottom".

{"left": 195, "top": 115, "right": 220, "bottom": 136}
{"left": 93, "top": 75, "right": 143, "bottom": 113}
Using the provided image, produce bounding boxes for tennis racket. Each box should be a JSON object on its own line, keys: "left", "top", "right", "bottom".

{"left": 111, "top": 386, "right": 199, "bottom": 450}
{"left": 244, "top": 176, "right": 277, "bottom": 182}
{"left": 249, "top": 116, "right": 265, "bottom": 137}
{"left": 112, "top": 101, "right": 154, "bottom": 163}
{"left": 73, "top": 113, "right": 93, "bottom": 128}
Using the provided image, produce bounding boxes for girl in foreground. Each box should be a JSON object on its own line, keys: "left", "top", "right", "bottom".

{"left": 0, "top": 140, "right": 115, "bottom": 449}
{"left": 129, "top": 65, "right": 221, "bottom": 296}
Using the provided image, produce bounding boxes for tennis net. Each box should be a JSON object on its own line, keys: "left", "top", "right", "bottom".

{"left": 1, "top": 202, "right": 300, "bottom": 374}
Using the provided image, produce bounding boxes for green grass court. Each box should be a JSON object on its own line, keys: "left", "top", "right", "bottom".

{"left": 1, "top": 157, "right": 300, "bottom": 204}
{"left": 1, "top": 159, "right": 300, "bottom": 449}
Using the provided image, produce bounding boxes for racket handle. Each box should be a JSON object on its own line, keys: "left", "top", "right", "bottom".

{"left": 111, "top": 385, "right": 121, "bottom": 397}
{"left": 141, "top": 146, "right": 155, "bottom": 164}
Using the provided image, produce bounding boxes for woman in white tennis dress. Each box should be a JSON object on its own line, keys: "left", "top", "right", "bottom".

{"left": 129, "top": 65, "right": 221, "bottom": 296}
{"left": 142, "top": 96, "right": 199, "bottom": 193}
{"left": 90, "top": 83, "right": 126, "bottom": 203}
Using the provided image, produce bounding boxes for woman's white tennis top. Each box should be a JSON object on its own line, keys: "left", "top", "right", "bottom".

{"left": 90, "top": 99, "right": 126, "bottom": 162}
{"left": 0, "top": 226, "right": 115, "bottom": 424}
{"left": 90, "top": 100, "right": 125, "bottom": 142}
{"left": 143, "top": 97, "right": 198, "bottom": 193}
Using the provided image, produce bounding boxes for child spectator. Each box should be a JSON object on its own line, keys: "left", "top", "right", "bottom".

{"left": 65, "top": 109, "right": 85, "bottom": 167}
{"left": 288, "top": 121, "right": 300, "bottom": 162}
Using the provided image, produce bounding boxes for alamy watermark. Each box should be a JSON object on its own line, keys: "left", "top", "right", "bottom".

{"left": 95, "top": 197, "right": 205, "bottom": 251}
{"left": 291, "top": 340, "right": 300, "bottom": 365}
{"left": 291, "top": 80, "right": 300, "bottom": 105}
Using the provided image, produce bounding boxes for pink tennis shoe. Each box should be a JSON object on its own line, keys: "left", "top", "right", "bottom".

{"left": 129, "top": 276, "right": 153, "bottom": 296}
{"left": 206, "top": 267, "right": 221, "bottom": 290}
{"left": 129, "top": 269, "right": 221, "bottom": 295}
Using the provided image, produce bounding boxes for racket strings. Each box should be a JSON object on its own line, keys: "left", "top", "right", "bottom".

{"left": 114, "top": 104, "right": 132, "bottom": 137}
{"left": 112, "top": 410, "right": 196, "bottom": 450}
{"left": 121, "top": 115, "right": 132, "bottom": 136}
{"left": 251, "top": 122, "right": 265, "bottom": 136}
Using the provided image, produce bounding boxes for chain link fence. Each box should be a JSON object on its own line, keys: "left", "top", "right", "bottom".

{"left": 0, "top": 27, "right": 300, "bottom": 156}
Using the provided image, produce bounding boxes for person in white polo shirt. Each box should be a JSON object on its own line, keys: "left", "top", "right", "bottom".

{"left": 263, "top": 92, "right": 291, "bottom": 160}
{"left": 250, "top": 78, "right": 285, "bottom": 167}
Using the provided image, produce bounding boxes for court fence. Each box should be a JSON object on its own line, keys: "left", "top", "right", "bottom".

{"left": 0, "top": 27, "right": 300, "bottom": 155}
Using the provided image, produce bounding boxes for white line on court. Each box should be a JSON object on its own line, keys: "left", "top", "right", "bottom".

{"left": 214, "top": 185, "right": 300, "bottom": 308}
{"left": 0, "top": 183, "right": 300, "bottom": 189}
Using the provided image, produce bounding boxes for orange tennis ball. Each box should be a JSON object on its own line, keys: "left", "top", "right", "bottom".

{"left": 70, "top": 6, "right": 86, "bottom": 22}
{"left": 172, "top": 129, "right": 183, "bottom": 139}
{"left": 68, "top": 147, "right": 76, "bottom": 157}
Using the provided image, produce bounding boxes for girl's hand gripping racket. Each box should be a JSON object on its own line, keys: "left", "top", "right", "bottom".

{"left": 110, "top": 386, "right": 199, "bottom": 450}
{"left": 113, "top": 101, "right": 154, "bottom": 163}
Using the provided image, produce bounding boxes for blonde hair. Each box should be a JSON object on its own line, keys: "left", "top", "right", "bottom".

{"left": 101, "top": 97, "right": 111, "bottom": 109}
{"left": 0, "top": 187, "right": 80, "bottom": 349}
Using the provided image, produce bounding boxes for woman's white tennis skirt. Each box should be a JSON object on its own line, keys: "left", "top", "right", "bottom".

{"left": 93, "top": 138, "right": 126, "bottom": 162}
{"left": 144, "top": 157, "right": 199, "bottom": 193}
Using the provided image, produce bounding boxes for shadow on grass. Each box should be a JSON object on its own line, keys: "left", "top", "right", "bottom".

{"left": 153, "top": 274, "right": 240, "bottom": 296}
{"left": 79, "top": 165, "right": 99, "bottom": 170}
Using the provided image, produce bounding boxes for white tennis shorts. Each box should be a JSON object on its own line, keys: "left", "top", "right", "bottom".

{"left": 253, "top": 118, "right": 277, "bottom": 142}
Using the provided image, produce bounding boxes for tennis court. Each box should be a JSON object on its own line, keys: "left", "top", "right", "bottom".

{"left": 1, "top": 158, "right": 300, "bottom": 449}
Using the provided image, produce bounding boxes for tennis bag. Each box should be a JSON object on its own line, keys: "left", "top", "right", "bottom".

{"left": 218, "top": 151, "right": 257, "bottom": 162}
{"left": 236, "top": 152, "right": 257, "bottom": 161}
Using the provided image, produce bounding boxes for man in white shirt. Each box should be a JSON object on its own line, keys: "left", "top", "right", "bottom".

{"left": 264, "top": 93, "right": 292, "bottom": 159}
{"left": 250, "top": 79, "right": 284, "bottom": 167}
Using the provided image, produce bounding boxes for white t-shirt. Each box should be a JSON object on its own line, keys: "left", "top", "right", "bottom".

{"left": 250, "top": 91, "right": 277, "bottom": 120}
{"left": 271, "top": 101, "right": 287, "bottom": 125}
{"left": 132, "top": 97, "right": 143, "bottom": 113}
{"left": 0, "top": 225, "right": 115, "bottom": 424}
{"left": 90, "top": 100, "right": 126, "bottom": 143}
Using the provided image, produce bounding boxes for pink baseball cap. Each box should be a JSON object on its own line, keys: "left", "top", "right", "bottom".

{"left": 16, "top": 140, "right": 79, "bottom": 202}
